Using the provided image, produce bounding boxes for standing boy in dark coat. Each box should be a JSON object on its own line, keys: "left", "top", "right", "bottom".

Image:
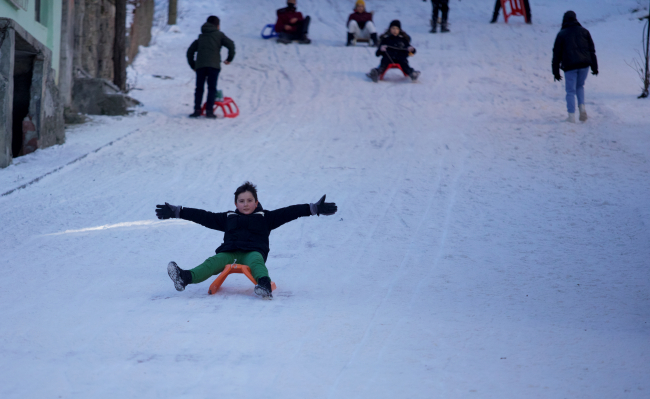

{"left": 490, "top": 0, "right": 531, "bottom": 24}
{"left": 552, "top": 11, "right": 598, "bottom": 123}
{"left": 368, "top": 20, "right": 420, "bottom": 82}
{"left": 424, "top": 0, "right": 450, "bottom": 33}
{"left": 186, "top": 16, "right": 236, "bottom": 119}
{"left": 157, "top": 182, "right": 337, "bottom": 299}
{"left": 275, "top": 0, "right": 312, "bottom": 44}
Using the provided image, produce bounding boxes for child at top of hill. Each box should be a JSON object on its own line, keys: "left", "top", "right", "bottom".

{"left": 347, "top": 0, "right": 378, "bottom": 46}
{"left": 275, "top": 0, "right": 312, "bottom": 44}
{"left": 156, "top": 182, "right": 337, "bottom": 299}
{"left": 368, "top": 20, "right": 420, "bottom": 82}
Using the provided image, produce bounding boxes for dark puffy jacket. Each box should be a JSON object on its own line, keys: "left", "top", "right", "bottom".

{"left": 348, "top": 11, "right": 373, "bottom": 30}
{"left": 376, "top": 32, "right": 415, "bottom": 62}
{"left": 552, "top": 11, "right": 597, "bottom": 75}
{"left": 186, "top": 23, "right": 235, "bottom": 70}
{"left": 180, "top": 203, "right": 311, "bottom": 261}
{"left": 275, "top": 6, "right": 304, "bottom": 33}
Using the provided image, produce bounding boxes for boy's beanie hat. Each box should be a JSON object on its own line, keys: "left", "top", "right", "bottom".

{"left": 355, "top": 0, "right": 365, "bottom": 7}
{"left": 389, "top": 20, "right": 401, "bottom": 29}
{"left": 207, "top": 15, "right": 220, "bottom": 26}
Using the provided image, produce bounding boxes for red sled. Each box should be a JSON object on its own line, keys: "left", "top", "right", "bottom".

{"left": 500, "top": 0, "right": 528, "bottom": 24}
{"left": 380, "top": 63, "right": 408, "bottom": 80}
{"left": 201, "top": 97, "right": 240, "bottom": 118}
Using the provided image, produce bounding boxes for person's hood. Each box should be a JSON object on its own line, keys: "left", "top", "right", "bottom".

{"left": 561, "top": 11, "right": 581, "bottom": 29}
{"left": 201, "top": 22, "right": 219, "bottom": 34}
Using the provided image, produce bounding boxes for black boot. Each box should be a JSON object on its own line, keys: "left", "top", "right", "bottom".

{"left": 490, "top": 13, "right": 498, "bottom": 23}
{"left": 430, "top": 20, "right": 437, "bottom": 33}
{"left": 254, "top": 276, "right": 273, "bottom": 299}
{"left": 205, "top": 111, "right": 216, "bottom": 119}
{"left": 370, "top": 32, "right": 378, "bottom": 47}
{"left": 367, "top": 68, "right": 380, "bottom": 83}
{"left": 167, "top": 261, "right": 192, "bottom": 291}
{"left": 346, "top": 32, "right": 354, "bottom": 46}
{"left": 441, "top": 21, "right": 450, "bottom": 33}
{"left": 189, "top": 110, "right": 201, "bottom": 118}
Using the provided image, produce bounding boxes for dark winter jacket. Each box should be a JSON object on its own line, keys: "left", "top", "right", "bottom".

{"left": 180, "top": 203, "right": 311, "bottom": 261}
{"left": 186, "top": 23, "right": 235, "bottom": 70}
{"left": 376, "top": 32, "right": 415, "bottom": 62}
{"left": 552, "top": 12, "right": 598, "bottom": 76}
{"left": 348, "top": 11, "right": 373, "bottom": 30}
{"left": 275, "top": 6, "right": 304, "bottom": 34}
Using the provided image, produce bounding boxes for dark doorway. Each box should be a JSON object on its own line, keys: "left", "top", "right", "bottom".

{"left": 12, "top": 36, "right": 37, "bottom": 158}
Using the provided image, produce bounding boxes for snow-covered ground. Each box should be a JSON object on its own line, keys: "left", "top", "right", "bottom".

{"left": 1, "top": 0, "right": 649, "bottom": 397}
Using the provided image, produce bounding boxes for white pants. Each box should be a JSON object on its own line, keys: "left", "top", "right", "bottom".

{"left": 348, "top": 20, "right": 376, "bottom": 40}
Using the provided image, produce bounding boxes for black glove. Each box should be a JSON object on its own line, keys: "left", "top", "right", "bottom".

{"left": 156, "top": 202, "right": 181, "bottom": 219}
{"left": 592, "top": 70, "right": 598, "bottom": 76}
{"left": 309, "top": 195, "right": 337, "bottom": 216}
{"left": 554, "top": 74, "right": 562, "bottom": 82}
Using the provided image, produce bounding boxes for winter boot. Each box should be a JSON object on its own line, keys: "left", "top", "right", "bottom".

{"left": 566, "top": 113, "right": 576, "bottom": 123}
{"left": 276, "top": 35, "right": 291, "bottom": 44}
{"left": 367, "top": 68, "right": 380, "bottom": 83}
{"left": 410, "top": 70, "right": 421, "bottom": 81}
{"left": 168, "top": 261, "right": 192, "bottom": 291}
{"left": 430, "top": 19, "right": 437, "bottom": 33}
{"left": 490, "top": 13, "right": 498, "bottom": 23}
{"left": 440, "top": 21, "right": 450, "bottom": 33}
{"left": 578, "top": 104, "right": 588, "bottom": 122}
{"left": 298, "top": 35, "right": 312, "bottom": 44}
{"left": 254, "top": 276, "right": 273, "bottom": 299}
{"left": 370, "top": 32, "right": 379, "bottom": 47}
{"left": 189, "top": 110, "right": 202, "bottom": 118}
{"left": 205, "top": 111, "right": 217, "bottom": 119}
{"left": 346, "top": 32, "right": 355, "bottom": 46}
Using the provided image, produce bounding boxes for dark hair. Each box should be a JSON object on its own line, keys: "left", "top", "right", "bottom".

{"left": 234, "top": 181, "right": 258, "bottom": 203}
{"left": 207, "top": 15, "right": 220, "bottom": 26}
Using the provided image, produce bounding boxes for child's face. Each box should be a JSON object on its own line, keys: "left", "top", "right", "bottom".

{"left": 390, "top": 26, "right": 400, "bottom": 36}
{"left": 235, "top": 191, "right": 259, "bottom": 215}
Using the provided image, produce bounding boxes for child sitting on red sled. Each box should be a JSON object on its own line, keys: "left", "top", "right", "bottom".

{"left": 368, "top": 20, "right": 420, "bottom": 82}
{"left": 156, "top": 182, "right": 337, "bottom": 299}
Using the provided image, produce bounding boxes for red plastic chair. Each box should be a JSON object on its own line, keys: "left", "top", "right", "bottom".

{"left": 500, "top": 0, "right": 527, "bottom": 24}
{"left": 201, "top": 97, "right": 240, "bottom": 118}
{"left": 208, "top": 263, "right": 277, "bottom": 295}
{"left": 380, "top": 63, "right": 408, "bottom": 80}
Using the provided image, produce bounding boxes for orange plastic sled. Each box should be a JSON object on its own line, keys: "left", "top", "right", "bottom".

{"left": 500, "top": 0, "right": 528, "bottom": 24}
{"left": 208, "top": 263, "right": 277, "bottom": 295}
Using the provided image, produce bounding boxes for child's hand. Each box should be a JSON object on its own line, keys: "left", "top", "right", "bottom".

{"left": 156, "top": 203, "right": 181, "bottom": 219}
{"left": 380, "top": 45, "right": 387, "bottom": 52}
{"left": 310, "top": 195, "right": 338, "bottom": 216}
{"left": 408, "top": 46, "right": 415, "bottom": 53}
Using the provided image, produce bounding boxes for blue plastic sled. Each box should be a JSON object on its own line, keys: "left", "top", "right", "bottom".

{"left": 261, "top": 24, "right": 278, "bottom": 39}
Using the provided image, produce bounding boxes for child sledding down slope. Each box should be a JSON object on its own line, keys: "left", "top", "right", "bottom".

{"left": 368, "top": 20, "right": 420, "bottom": 82}
{"left": 156, "top": 182, "right": 337, "bottom": 299}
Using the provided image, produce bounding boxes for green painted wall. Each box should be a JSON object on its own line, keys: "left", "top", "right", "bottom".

{"left": 0, "top": 0, "right": 62, "bottom": 83}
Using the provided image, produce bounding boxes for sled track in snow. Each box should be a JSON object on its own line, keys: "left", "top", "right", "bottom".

{"left": 1, "top": 128, "right": 142, "bottom": 197}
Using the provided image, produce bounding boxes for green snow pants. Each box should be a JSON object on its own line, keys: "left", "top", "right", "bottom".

{"left": 189, "top": 251, "right": 269, "bottom": 284}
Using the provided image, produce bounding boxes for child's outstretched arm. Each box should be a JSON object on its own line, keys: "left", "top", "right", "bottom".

{"left": 268, "top": 195, "right": 338, "bottom": 230}
{"left": 155, "top": 203, "right": 227, "bottom": 231}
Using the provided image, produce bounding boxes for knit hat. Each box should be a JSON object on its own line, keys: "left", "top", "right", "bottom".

{"left": 355, "top": 0, "right": 365, "bottom": 7}
{"left": 389, "top": 20, "right": 401, "bottom": 29}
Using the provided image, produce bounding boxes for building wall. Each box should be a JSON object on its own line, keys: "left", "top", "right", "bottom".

{"left": 0, "top": 0, "right": 62, "bottom": 83}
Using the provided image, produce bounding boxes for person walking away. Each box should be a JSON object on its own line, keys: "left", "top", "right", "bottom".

{"left": 490, "top": 0, "right": 531, "bottom": 24}
{"left": 424, "top": 0, "right": 450, "bottom": 33}
{"left": 368, "top": 20, "right": 420, "bottom": 82}
{"left": 347, "top": 0, "right": 378, "bottom": 46}
{"left": 275, "top": 0, "right": 311, "bottom": 44}
{"left": 186, "top": 16, "right": 235, "bottom": 119}
{"left": 552, "top": 11, "right": 598, "bottom": 123}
